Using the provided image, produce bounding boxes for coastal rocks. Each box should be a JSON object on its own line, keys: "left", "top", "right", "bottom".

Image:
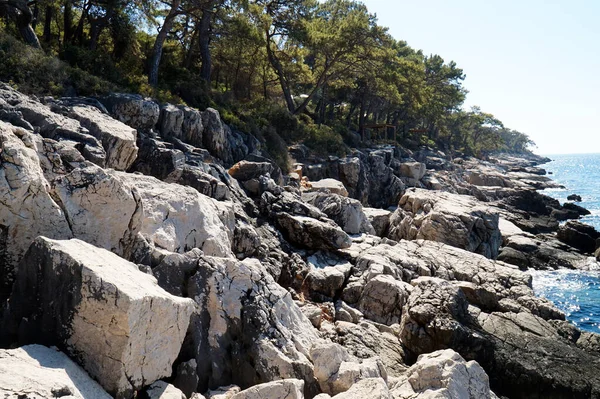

{"left": 304, "top": 262, "right": 352, "bottom": 299}
{"left": 366, "top": 151, "right": 406, "bottom": 208}
{"left": 310, "top": 342, "right": 387, "bottom": 395}
{"left": 100, "top": 93, "right": 160, "bottom": 131}
{"left": 390, "top": 349, "right": 494, "bottom": 399}
{"left": 0, "top": 345, "right": 111, "bottom": 399}
{"left": 180, "top": 106, "right": 204, "bottom": 147}
{"left": 303, "top": 192, "right": 374, "bottom": 235}
{"left": 356, "top": 275, "right": 412, "bottom": 325}
{"left": 185, "top": 256, "right": 320, "bottom": 393}
{"left": 52, "top": 165, "right": 138, "bottom": 256}
{"left": 228, "top": 379, "right": 304, "bottom": 399}
{"left": 399, "top": 162, "right": 426, "bottom": 181}
{"left": 399, "top": 279, "right": 471, "bottom": 356}
{"left": 568, "top": 193, "right": 582, "bottom": 202}
{"left": 351, "top": 241, "right": 534, "bottom": 315}
{"left": 145, "top": 381, "right": 187, "bottom": 399}
{"left": 158, "top": 104, "right": 185, "bottom": 139}
{"left": 0, "top": 86, "right": 108, "bottom": 167}
{"left": 306, "top": 178, "right": 349, "bottom": 197}
{"left": 330, "top": 320, "right": 407, "bottom": 377}
{"left": 557, "top": 220, "right": 600, "bottom": 253}
{"left": 202, "top": 108, "right": 230, "bottom": 163}
{"left": 228, "top": 160, "right": 274, "bottom": 182}
{"left": 68, "top": 105, "right": 138, "bottom": 170}
{"left": 6, "top": 237, "right": 195, "bottom": 398}
{"left": 0, "top": 122, "right": 72, "bottom": 297}
{"left": 363, "top": 208, "right": 391, "bottom": 237}
{"left": 329, "top": 378, "right": 391, "bottom": 399}
{"left": 397, "top": 274, "right": 600, "bottom": 398}
{"left": 389, "top": 189, "right": 502, "bottom": 258}
{"left": 120, "top": 172, "right": 234, "bottom": 256}
{"left": 130, "top": 134, "right": 185, "bottom": 180}
{"left": 276, "top": 213, "right": 352, "bottom": 250}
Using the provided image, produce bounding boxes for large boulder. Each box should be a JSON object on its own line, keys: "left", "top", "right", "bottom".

{"left": 390, "top": 349, "right": 495, "bottom": 399}
{"left": 356, "top": 275, "right": 412, "bottom": 325}
{"left": 68, "top": 105, "right": 138, "bottom": 170}
{"left": 52, "top": 165, "right": 234, "bottom": 258}
{"left": 180, "top": 106, "right": 204, "bottom": 147}
{"left": 306, "top": 178, "right": 349, "bottom": 197}
{"left": 158, "top": 104, "right": 185, "bottom": 139}
{"left": 310, "top": 342, "right": 387, "bottom": 396}
{"left": 185, "top": 257, "right": 321, "bottom": 394}
{"left": 228, "top": 160, "right": 274, "bottom": 182}
{"left": 5, "top": 238, "right": 195, "bottom": 398}
{"left": 0, "top": 344, "right": 111, "bottom": 399}
{"left": 229, "top": 379, "right": 304, "bottom": 399}
{"left": 557, "top": 220, "right": 600, "bottom": 253}
{"left": 389, "top": 189, "right": 502, "bottom": 258}
{"left": 363, "top": 208, "right": 391, "bottom": 237}
{"left": 304, "top": 192, "right": 375, "bottom": 235}
{"left": 0, "top": 122, "right": 72, "bottom": 298}
{"left": 100, "top": 93, "right": 160, "bottom": 131}
{"left": 145, "top": 381, "right": 187, "bottom": 399}
{"left": 276, "top": 213, "right": 352, "bottom": 251}
{"left": 0, "top": 85, "right": 107, "bottom": 166}
{"left": 202, "top": 108, "right": 230, "bottom": 163}
{"left": 399, "top": 162, "right": 426, "bottom": 180}
{"left": 398, "top": 277, "right": 600, "bottom": 398}
{"left": 330, "top": 378, "right": 391, "bottom": 399}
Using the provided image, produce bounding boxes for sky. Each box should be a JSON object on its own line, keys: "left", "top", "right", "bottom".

{"left": 360, "top": 0, "right": 600, "bottom": 155}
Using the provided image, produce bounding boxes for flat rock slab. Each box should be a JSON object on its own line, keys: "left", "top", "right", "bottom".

{"left": 7, "top": 237, "right": 195, "bottom": 398}
{"left": 0, "top": 344, "right": 111, "bottom": 399}
{"left": 69, "top": 105, "right": 138, "bottom": 171}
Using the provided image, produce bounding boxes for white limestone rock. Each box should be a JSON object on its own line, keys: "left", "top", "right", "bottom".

{"left": 52, "top": 165, "right": 234, "bottom": 258}
{"left": 330, "top": 378, "right": 391, "bottom": 399}
{"left": 310, "top": 342, "right": 387, "bottom": 396}
{"left": 399, "top": 162, "right": 426, "bottom": 180}
{"left": 146, "top": 381, "right": 187, "bottom": 399}
{"left": 229, "top": 379, "right": 304, "bottom": 399}
{"left": 363, "top": 207, "right": 392, "bottom": 237}
{"left": 0, "top": 344, "right": 111, "bottom": 399}
{"left": 116, "top": 172, "right": 234, "bottom": 257}
{"left": 306, "top": 178, "right": 349, "bottom": 197}
{"left": 187, "top": 257, "right": 320, "bottom": 393}
{"left": 101, "top": 93, "right": 160, "bottom": 131}
{"left": 357, "top": 274, "right": 412, "bottom": 325}
{"left": 0, "top": 122, "right": 72, "bottom": 296}
{"left": 389, "top": 189, "right": 502, "bottom": 258}
{"left": 390, "top": 349, "right": 493, "bottom": 399}
{"left": 69, "top": 105, "right": 138, "bottom": 170}
{"left": 7, "top": 237, "right": 195, "bottom": 398}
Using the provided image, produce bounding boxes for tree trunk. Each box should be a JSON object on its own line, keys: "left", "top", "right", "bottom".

{"left": 199, "top": 0, "right": 217, "bottom": 84}
{"left": 63, "top": 0, "right": 73, "bottom": 44}
{"left": 43, "top": 5, "right": 52, "bottom": 42}
{"left": 4, "top": 0, "right": 42, "bottom": 48}
{"left": 266, "top": 33, "right": 295, "bottom": 113}
{"left": 148, "top": 0, "right": 181, "bottom": 86}
{"left": 183, "top": 26, "right": 199, "bottom": 69}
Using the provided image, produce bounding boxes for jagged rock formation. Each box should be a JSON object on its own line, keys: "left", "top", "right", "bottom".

{"left": 1, "top": 85, "right": 599, "bottom": 399}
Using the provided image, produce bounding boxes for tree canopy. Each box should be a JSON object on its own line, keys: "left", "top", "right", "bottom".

{"left": 0, "top": 0, "right": 535, "bottom": 158}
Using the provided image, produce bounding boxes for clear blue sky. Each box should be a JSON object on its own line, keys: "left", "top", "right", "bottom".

{"left": 360, "top": 0, "right": 600, "bottom": 155}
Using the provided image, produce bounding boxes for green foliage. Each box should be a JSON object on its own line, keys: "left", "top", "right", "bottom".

{"left": 305, "top": 124, "right": 347, "bottom": 156}
{"left": 0, "top": 0, "right": 535, "bottom": 160}
{"left": 0, "top": 32, "right": 116, "bottom": 96}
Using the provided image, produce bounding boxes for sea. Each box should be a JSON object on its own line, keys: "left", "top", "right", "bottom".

{"left": 531, "top": 153, "right": 600, "bottom": 332}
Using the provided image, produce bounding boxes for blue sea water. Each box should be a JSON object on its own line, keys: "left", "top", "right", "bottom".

{"left": 531, "top": 153, "right": 600, "bottom": 332}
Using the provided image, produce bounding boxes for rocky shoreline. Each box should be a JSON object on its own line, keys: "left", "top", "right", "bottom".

{"left": 1, "top": 84, "right": 599, "bottom": 399}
